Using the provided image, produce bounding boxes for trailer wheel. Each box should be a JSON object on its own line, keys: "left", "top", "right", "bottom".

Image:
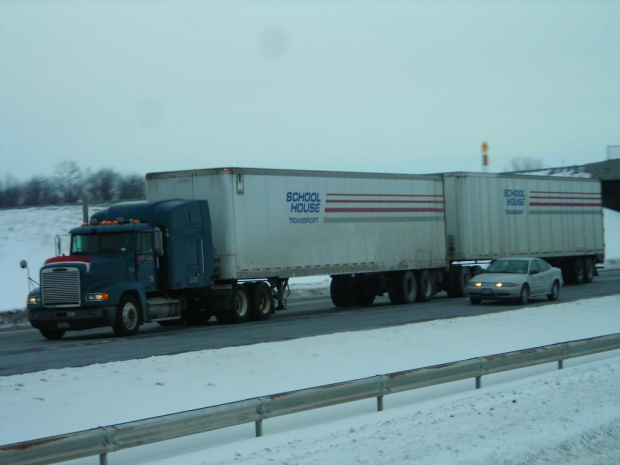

{"left": 113, "top": 295, "right": 140, "bottom": 337}
{"left": 450, "top": 266, "right": 471, "bottom": 298}
{"left": 354, "top": 286, "right": 376, "bottom": 306}
{"left": 40, "top": 329, "right": 66, "bottom": 340}
{"left": 251, "top": 282, "right": 274, "bottom": 321}
{"left": 416, "top": 271, "right": 434, "bottom": 302}
{"left": 395, "top": 271, "right": 417, "bottom": 304}
{"left": 583, "top": 257, "right": 594, "bottom": 283}
{"left": 218, "top": 284, "right": 250, "bottom": 324}
{"left": 330, "top": 276, "right": 354, "bottom": 307}
{"left": 571, "top": 258, "right": 585, "bottom": 284}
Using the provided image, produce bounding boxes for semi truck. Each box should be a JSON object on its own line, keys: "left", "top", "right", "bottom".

{"left": 26, "top": 168, "right": 604, "bottom": 339}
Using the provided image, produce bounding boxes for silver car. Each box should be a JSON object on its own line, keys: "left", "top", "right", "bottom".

{"left": 466, "top": 257, "right": 563, "bottom": 305}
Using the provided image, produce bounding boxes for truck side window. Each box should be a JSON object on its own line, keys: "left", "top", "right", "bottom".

{"left": 137, "top": 231, "right": 153, "bottom": 253}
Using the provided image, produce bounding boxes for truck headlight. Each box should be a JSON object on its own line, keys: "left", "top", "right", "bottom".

{"left": 27, "top": 296, "right": 40, "bottom": 305}
{"left": 87, "top": 293, "right": 110, "bottom": 302}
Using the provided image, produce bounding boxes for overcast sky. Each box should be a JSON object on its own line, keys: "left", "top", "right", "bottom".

{"left": 1, "top": 0, "right": 619, "bottom": 181}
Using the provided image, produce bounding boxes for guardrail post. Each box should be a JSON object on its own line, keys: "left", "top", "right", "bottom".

{"left": 475, "top": 376, "right": 482, "bottom": 389}
{"left": 100, "top": 452, "right": 108, "bottom": 465}
{"left": 377, "top": 395, "right": 384, "bottom": 412}
{"left": 255, "top": 420, "right": 263, "bottom": 438}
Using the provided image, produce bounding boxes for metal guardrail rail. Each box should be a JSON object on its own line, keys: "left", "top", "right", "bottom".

{"left": 2, "top": 333, "right": 619, "bottom": 465}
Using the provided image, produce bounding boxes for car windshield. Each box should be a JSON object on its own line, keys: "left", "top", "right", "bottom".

{"left": 486, "top": 259, "right": 528, "bottom": 274}
{"left": 71, "top": 233, "right": 133, "bottom": 254}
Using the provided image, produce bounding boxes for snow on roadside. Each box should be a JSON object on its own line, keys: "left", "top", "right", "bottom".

{"left": 1, "top": 296, "right": 620, "bottom": 465}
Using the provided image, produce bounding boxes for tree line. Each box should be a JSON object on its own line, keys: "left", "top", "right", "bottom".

{"left": 0, "top": 161, "right": 145, "bottom": 208}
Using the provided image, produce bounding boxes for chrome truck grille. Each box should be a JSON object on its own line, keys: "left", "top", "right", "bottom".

{"left": 41, "top": 267, "right": 81, "bottom": 306}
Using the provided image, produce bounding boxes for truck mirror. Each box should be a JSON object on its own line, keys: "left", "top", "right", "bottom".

{"left": 20, "top": 260, "right": 28, "bottom": 269}
{"left": 153, "top": 228, "right": 164, "bottom": 257}
{"left": 55, "top": 235, "right": 62, "bottom": 256}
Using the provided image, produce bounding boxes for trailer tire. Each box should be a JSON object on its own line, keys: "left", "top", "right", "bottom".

{"left": 40, "top": 329, "right": 66, "bottom": 340}
{"left": 330, "top": 276, "right": 353, "bottom": 307}
{"left": 452, "top": 267, "right": 471, "bottom": 297}
{"left": 218, "top": 284, "right": 250, "bottom": 324}
{"left": 571, "top": 258, "right": 585, "bottom": 284}
{"left": 354, "top": 286, "right": 376, "bottom": 306}
{"left": 416, "top": 271, "right": 434, "bottom": 302}
{"left": 251, "top": 282, "right": 274, "bottom": 321}
{"left": 583, "top": 257, "right": 594, "bottom": 284}
{"left": 471, "top": 265, "right": 483, "bottom": 277}
{"left": 395, "top": 271, "right": 417, "bottom": 304}
{"left": 113, "top": 295, "right": 140, "bottom": 337}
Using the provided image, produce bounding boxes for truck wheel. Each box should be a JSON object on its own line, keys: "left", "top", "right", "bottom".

{"left": 113, "top": 295, "right": 141, "bottom": 337}
{"left": 354, "top": 286, "right": 376, "bottom": 306}
{"left": 218, "top": 284, "right": 250, "bottom": 324}
{"left": 251, "top": 282, "right": 273, "bottom": 321}
{"left": 330, "top": 276, "right": 354, "bottom": 307}
{"left": 40, "top": 329, "right": 66, "bottom": 340}
{"left": 547, "top": 280, "right": 560, "bottom": 301}
{"left": 583, "top": 257, "right": 594, "bottom": 283}
{"left": 395, "top": 271, "right": 417, "bottom": 304}
{"left": 416, "top": 271, "right": 434, "bottom": 302}
{"left": 571, "top": 258, "right": 585, "bottom": 284}
{"left": 517, "top": 284, "right": 529, "bottom": 305}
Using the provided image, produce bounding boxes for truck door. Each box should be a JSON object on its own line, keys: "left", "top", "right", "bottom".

{"left": 136, "top": 231, "right": 158, "bottom": 291}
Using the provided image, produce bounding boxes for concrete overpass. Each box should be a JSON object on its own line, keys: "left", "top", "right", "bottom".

{"left": 507, "top": 159, "right": 620, "bottom": 212}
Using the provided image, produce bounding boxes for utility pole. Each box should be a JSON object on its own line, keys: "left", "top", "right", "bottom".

{"left": 482, "top": 141, "right": 489, "bottom": 172}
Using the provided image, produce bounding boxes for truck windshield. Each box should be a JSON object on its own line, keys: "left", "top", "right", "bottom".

{"left": 71, "top": 233, "right": 134, "bottom": 254}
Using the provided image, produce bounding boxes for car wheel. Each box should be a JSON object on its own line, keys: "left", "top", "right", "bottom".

{"left": 547, "top": 280, "right": 560, "bottom": 301}
{"left": 40, "top": 329, "right": 66, "bottom": 340}
{"left": 517, "top": 284, "right": 529, "bottom": 305}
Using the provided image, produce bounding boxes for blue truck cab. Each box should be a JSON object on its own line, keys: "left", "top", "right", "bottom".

{"left": 27, "top": 199, "right": 215, "bottom": 339}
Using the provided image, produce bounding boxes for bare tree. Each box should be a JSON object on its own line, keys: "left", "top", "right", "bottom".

{"left": 117, "top": 175, "right": 145, "bottom": 200}
{"left": 55, "top": 161, "right": 83, "bottom": 203}
{"left": 87, "top": 169, "right": 117, "bottom": 202}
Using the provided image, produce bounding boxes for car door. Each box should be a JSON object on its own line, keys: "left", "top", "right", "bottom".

{"left": 528, "top": 260, "right": 545, "bottom": 296}
{"left": 535, "top": 259, "right": 554, "bottom": 294}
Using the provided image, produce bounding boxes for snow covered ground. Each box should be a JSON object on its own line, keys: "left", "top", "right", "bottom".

{"left": 1, "top": 296, "right": 619, "bottom": 464}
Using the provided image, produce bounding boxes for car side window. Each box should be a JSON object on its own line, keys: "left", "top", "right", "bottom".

{"left": 530, "top": 261, "right": 539, "bottom": 273}
{"left": 537, "top": 259, "right": 551, "bottom": 272}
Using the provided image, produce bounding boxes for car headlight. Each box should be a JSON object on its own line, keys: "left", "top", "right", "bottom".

{"left": 87, "top": 292, "right": 110, "bottom": 302}
{"left": 494, "top": 282, "right": 518, "bottom": 288}
{"left": 467, "top": 282, "right": 483, "bottom": 287}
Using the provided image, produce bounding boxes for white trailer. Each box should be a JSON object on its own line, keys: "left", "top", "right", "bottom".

{"left": 442, "top": 172, "right": 605, "bottom": 295}
{"left": 146, "top": 168, "right": 605, "bottom": 317}
{"left": 146, "top": 167, "right": 448, "bottom": 310}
